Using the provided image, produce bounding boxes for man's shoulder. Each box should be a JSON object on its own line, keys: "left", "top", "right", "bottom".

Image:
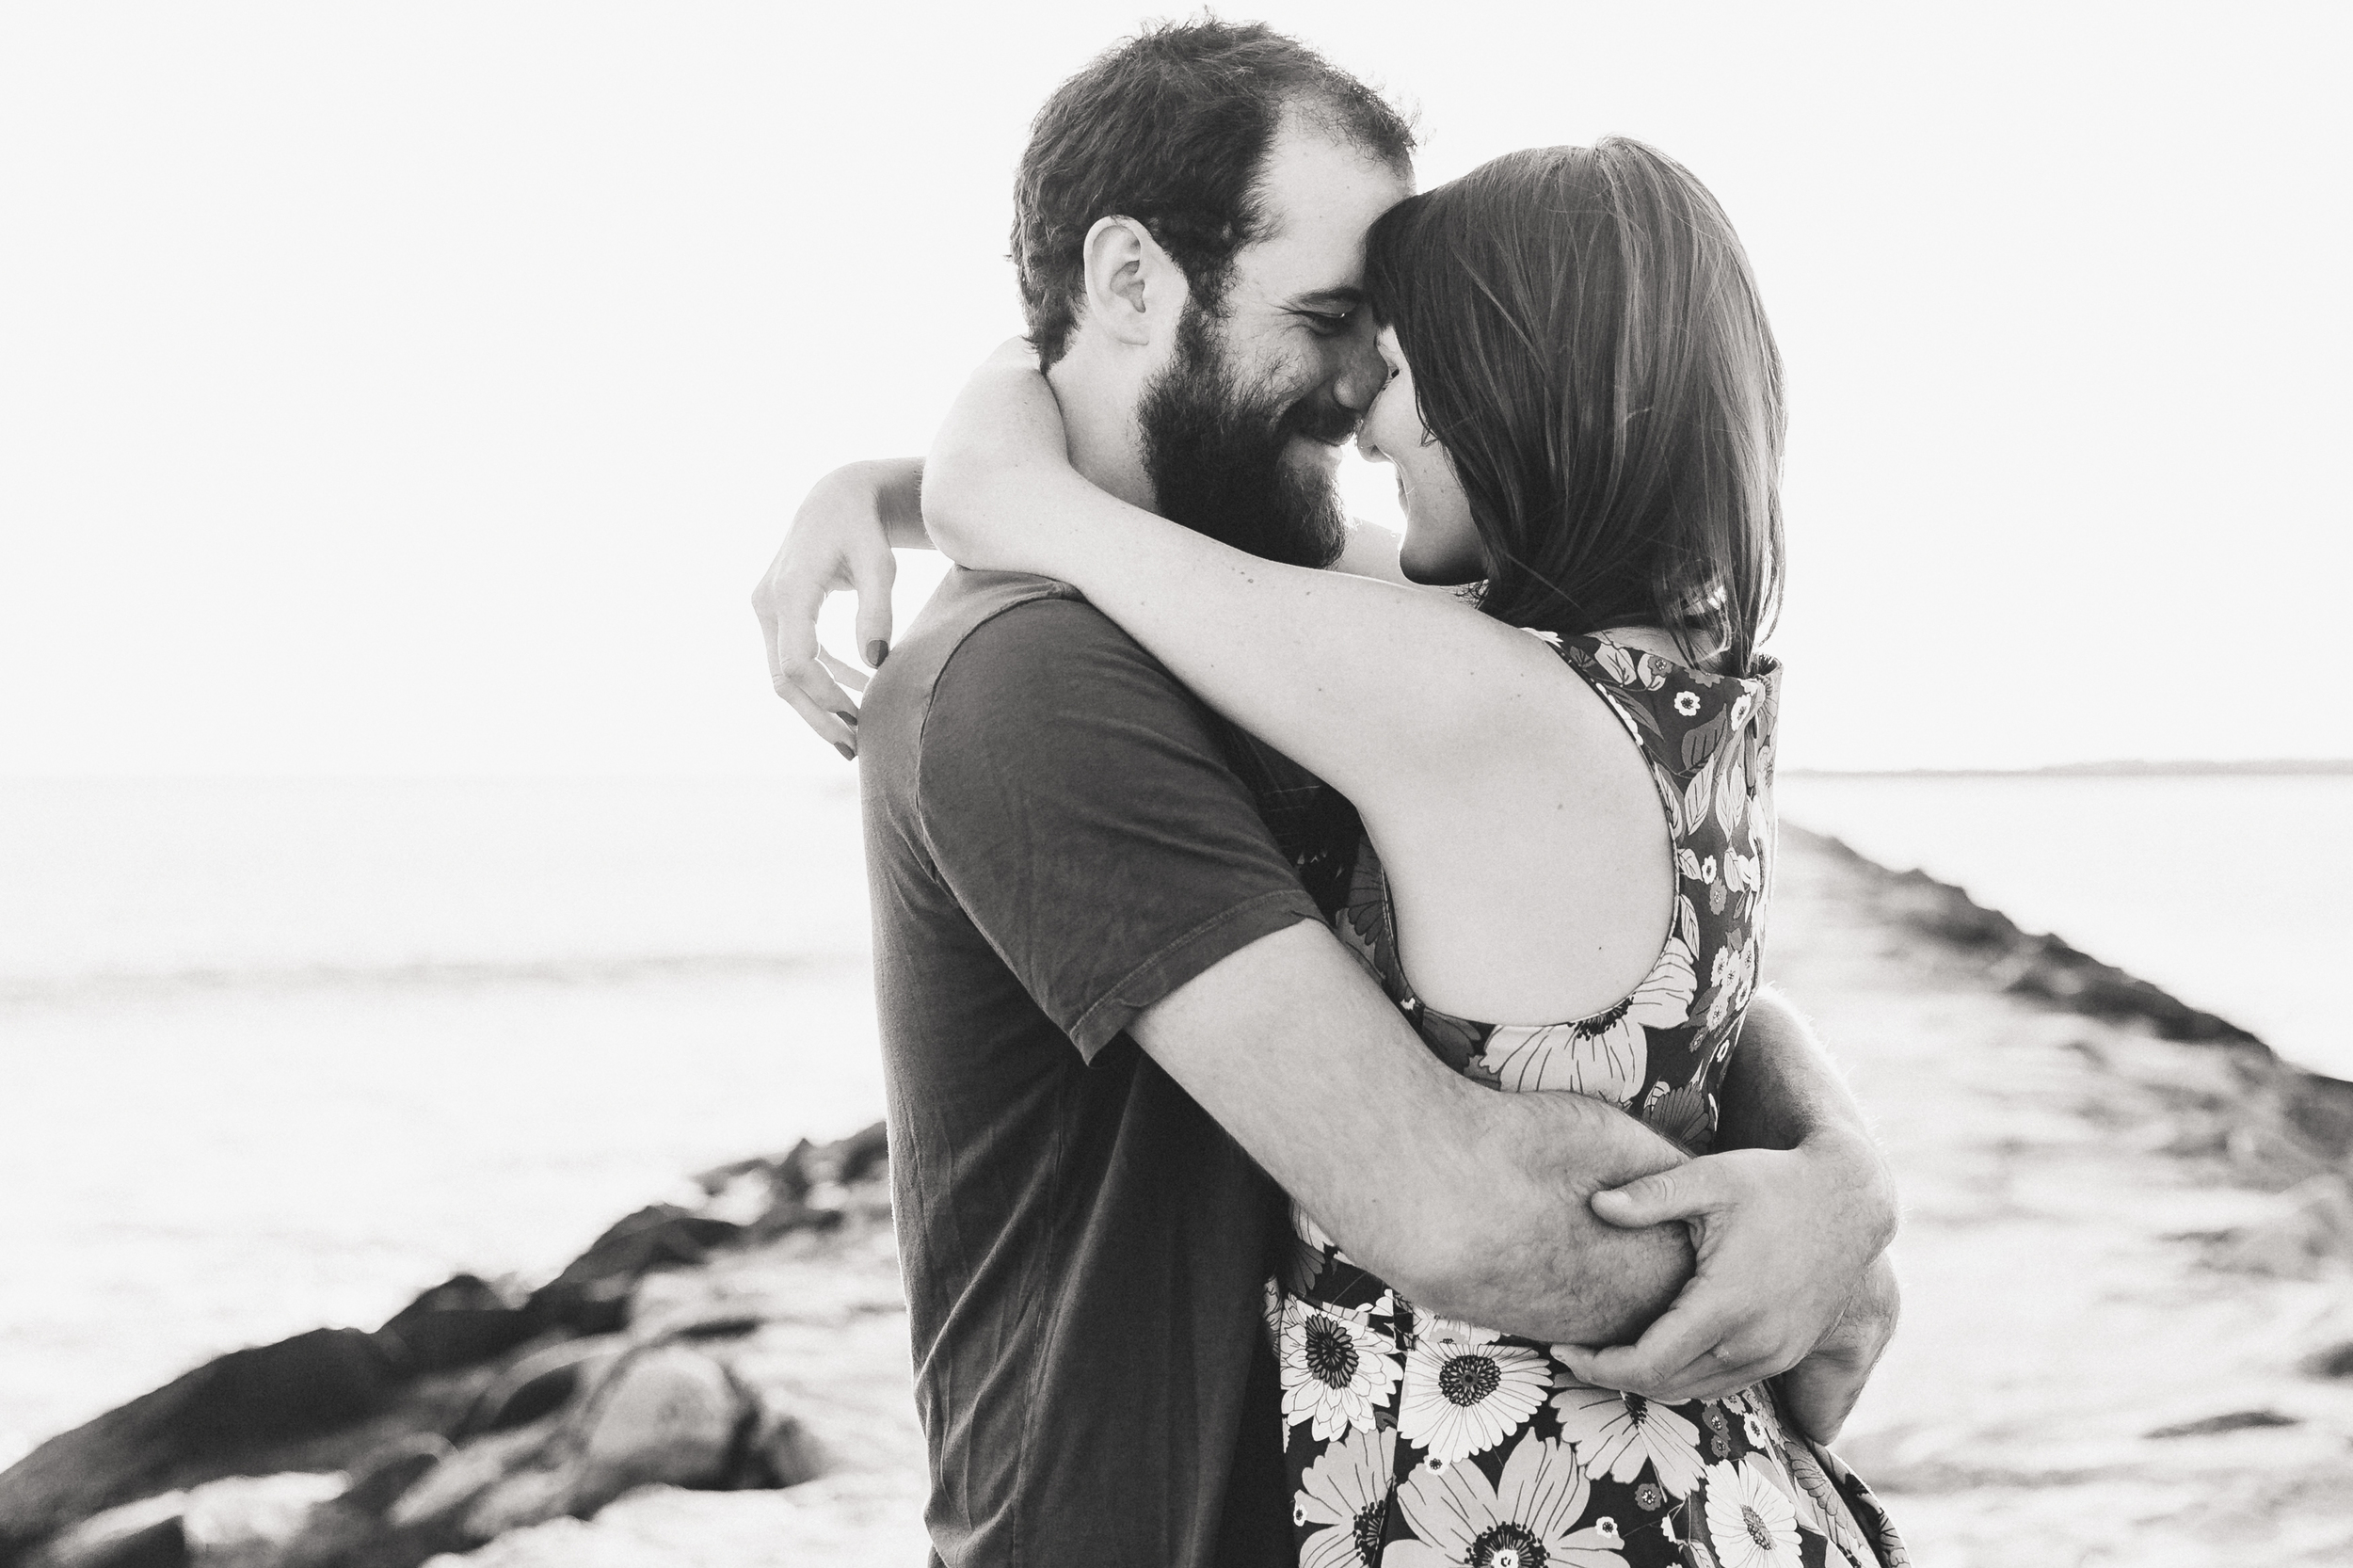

{"left": 869, "top": 568, "right": 1168, "bottom": 725}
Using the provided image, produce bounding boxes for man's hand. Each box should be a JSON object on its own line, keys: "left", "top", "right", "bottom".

{"left": 1553, "top": 1127, "right": 1896, "bottom": 1403}
{"left": 751, "top": 457, "right": 924, "bottom": 758}
{"left": 1775, "top": 1253, "right": 1900, "bottom": 1444}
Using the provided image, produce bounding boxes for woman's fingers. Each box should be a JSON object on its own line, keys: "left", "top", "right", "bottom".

{"left": 816, "top": 648, "right": 870, "bottom": 695}
{"left": 774, "top": 679, "right": 859, "bottom": 758}
{"left": 756, "top": 560, "right": 867, "bottom": 753}
{"left": 853, "top": 547, "right": 897, "bottom": 672}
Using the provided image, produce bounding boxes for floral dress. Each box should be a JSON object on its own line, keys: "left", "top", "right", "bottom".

{"left": 1271, "top": 632, "right": 1906, "bottom": 1568}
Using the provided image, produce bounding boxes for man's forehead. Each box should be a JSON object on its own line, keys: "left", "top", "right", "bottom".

{"left": 1235, "top": 116, "right": 1413, "bottom": 298}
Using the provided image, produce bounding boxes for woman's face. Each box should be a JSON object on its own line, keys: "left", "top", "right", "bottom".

{"left": 1359, "top": 326, "right": 1484, "bottom": 584}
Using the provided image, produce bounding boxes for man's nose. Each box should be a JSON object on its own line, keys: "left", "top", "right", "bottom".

{"left": 1328, "top": 322, "right": 1386, "bottom": 415}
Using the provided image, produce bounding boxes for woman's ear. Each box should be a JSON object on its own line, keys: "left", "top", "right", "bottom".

{"left": 1080, "top": 216, "right": 1187, "bottom": 348}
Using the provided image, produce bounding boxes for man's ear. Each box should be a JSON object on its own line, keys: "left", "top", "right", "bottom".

{"left": 1080, "top": 216, "right": 1187, "bottom": 347}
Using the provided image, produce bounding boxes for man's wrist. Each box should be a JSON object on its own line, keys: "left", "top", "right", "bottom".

{"left": 1794, "top": 1124, "right": 1900, "bottom": 1254}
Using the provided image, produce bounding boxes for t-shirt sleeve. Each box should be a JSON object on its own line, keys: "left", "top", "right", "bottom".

{"left": 913, "top": 597, "right": 1324, "bottom": 1060}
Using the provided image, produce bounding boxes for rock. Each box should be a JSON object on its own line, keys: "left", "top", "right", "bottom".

{"left": 26, "top": 1496, "right": 188, "bottom": 1568}
{"left": 822, "top": 1124, "right": 889, "bottom": 1189}
{"left": 728, "top": 1403, "right": 825, "bottom": 1492}
{"left": 567, "top": 1349, "right": 744, "bottom": 1512}
{"left": 267, "top": 1437, "right": 456, "bottom": 1568}
{"left": 376, "top": 1278, "right": 537, "bottom": 1378}
{"left": 456, "top": 1340, "right": 627, "bottom": 1440}
{"left": 5, "top": 1123, "right": 896, "bottom": 1567}
{"left": 168, "top": 1332, "right": 398, "bottom": 1455}
{"left": 178, "top": 1472, "right": 344, "bottom": 1567}
{"left": 389, "top": 1347, "right": 747, "bottom": 1553}
{"left": 455, "top": 1471, "right": 574, "bottom": 1545}
{"left": 1, "top": 1330, "right": 395, "bottom": 1562}
{"left": 384, "top": 1424, "right": 558, "bottom": 1535}
{"left": 2144, "top": 1409, "right": 2301, "bottom": 1439}
{"left": 340, "top": 1439, "right": 454, "bottom": 1518}
{"left": 2299, "top": 1341, "right": 2353, "bottom": 1380}
{"left": 524, "top": 1209, "right": 742, "bottom": 1336}
{"left": 410, "top": 1476, "right": 932, "bottom": 1568}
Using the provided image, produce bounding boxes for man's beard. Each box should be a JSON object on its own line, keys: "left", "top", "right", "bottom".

{"left": 1137, "top": 303, "right": 1351, "bottom": 569}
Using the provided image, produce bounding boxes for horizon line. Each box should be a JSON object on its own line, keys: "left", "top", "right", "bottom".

{"left": 1785, "top": 759, "right": 2353, "bottom": 779}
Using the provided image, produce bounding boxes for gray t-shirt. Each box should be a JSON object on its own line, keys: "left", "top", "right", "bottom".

{"left": 859, "top": 568, "right": 1326, "bottom": 1568}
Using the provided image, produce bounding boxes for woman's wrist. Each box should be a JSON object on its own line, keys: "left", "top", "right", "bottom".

{"left": 832, "top": 457, "right": 931, "bottom": 551}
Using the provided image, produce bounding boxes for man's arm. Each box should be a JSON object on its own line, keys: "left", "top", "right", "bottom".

{"left": 1560, "top": 989, "right": 1901, "bottom": 1412}
{"left": 1131, "top": 919, "right": 1698, "bottom": 1345}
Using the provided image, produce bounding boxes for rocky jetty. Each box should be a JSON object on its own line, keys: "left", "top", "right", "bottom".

{"left": 1776, "top": 826, "right": 2353, "bottom": 1564}
{"left": 0, "top": 1127, "right": 914, "bottom": 1568}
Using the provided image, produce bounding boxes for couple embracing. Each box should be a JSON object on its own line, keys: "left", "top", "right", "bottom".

{"left": 755, "top": 19, "right": 1907, "bottom": 1568}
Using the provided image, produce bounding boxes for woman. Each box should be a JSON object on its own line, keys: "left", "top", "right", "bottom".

{"left": 808, "top": 140, "right": 1899, "bottom": 1566}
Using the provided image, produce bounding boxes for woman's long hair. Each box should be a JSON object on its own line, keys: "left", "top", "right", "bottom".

{"left": 1365, "top": 139, "right": 1785, "bottom": 674}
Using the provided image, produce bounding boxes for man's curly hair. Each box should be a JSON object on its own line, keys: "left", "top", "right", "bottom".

{"left": 1011, "top": 17, "right": 1415, "bottom": 366}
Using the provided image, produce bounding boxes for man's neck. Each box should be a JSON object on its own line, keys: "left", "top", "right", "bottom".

{"left": 1044, "top": 347, "right": 1157, "bottom": 514}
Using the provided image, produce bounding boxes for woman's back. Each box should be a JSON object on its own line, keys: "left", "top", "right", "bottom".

{"left": 1328, "top": 630, "right": 1781, "bottom": 1146}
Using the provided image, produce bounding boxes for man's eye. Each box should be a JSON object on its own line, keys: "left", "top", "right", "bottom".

{"left": 1303, "top": 311, "right": 1355, "bottom": 336}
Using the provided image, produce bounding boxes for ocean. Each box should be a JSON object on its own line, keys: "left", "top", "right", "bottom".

{"left": 1774, "top": 773, "right": 2350, "bottom": 1082}
{"left": 2, "top": 771, "right": 2344, "bottom": 1459}
{"left": 0, "top": 776, "right": 881, "bottom": 1458}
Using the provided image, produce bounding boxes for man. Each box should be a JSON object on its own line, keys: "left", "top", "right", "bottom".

{"left": 755, "top": 21, "right": 1897, "bottom": 1567}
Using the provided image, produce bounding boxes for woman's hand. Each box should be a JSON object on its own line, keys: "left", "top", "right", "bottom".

{"left": 751, "top": 456, "right": 923, "bottom": 757}
{"left": 921, "top": 339, "right": 1080, "bottom": 574}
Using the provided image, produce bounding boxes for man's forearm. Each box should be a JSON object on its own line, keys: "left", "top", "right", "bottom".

{"left": 1134, "top": 920, "right": 1700, "bottom": 1345}
{"left": 1719, "top": 989, "right": 1892, "bottom": 1194}
{"left": 1414, "top": 1086, "right": 1697, "bottom": 1343}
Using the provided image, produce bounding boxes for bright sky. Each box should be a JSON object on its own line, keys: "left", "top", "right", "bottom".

{"left": 4, "top": 1, "right": 2345, "bottom": 779}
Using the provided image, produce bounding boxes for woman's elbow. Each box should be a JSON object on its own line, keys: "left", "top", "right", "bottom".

{"left": 916, "top": 448, "right": 1003, "bottom": 554}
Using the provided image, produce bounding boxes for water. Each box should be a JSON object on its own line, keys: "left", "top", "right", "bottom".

{"left": 1777, "top": 773, "right": 2351, "bottom": 1081}
{"left": 5, "top": 771, "right": 2342, "bottom": 1461}
{"left": 0, "top": 776, "right": 885, "bottom": 1457}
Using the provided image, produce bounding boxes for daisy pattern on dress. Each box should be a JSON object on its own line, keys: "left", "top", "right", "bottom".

{"left": 1547, "top": 1376, "right": 1708, "bottom": 1497}
{"left": 1279, "top": 1293, "right": 1401, "bottom": 1441}
{"left": 1295, "top": 1425, "right": 1394, "bottom": 1568}
{"left": 1398, "top": 1317, "right": 1550, "bottom": 1464}
{"left": 1385, "top": 1436, "right": 1627, "bottom": 1568}
{"left": 1703, "top": 1455, "right": 1804, "bottom": 1568}
{"left": 1479, "top": 936, "right": 1696, "bottom": 1106}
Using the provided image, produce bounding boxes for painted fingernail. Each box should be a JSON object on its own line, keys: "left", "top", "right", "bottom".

{"left": 833, "top": 708, "right": 858, "bottom": 728}
{"left": 865, "top": 639, "right": 889, "bottom": 668}
{"left": 835, "top": 742, "right": 856, "bottom": 762}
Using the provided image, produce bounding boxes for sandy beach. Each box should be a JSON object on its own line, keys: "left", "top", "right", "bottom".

{"left": 8, "top": 825, "right": 2351, "bottom": 1567}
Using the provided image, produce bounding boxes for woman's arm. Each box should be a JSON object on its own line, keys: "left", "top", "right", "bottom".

{"left": 923, "top": 350, "right": 1583, "bottom": 819}
{"left": 752, "top": 457, "right": 927, "bottom": 749}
